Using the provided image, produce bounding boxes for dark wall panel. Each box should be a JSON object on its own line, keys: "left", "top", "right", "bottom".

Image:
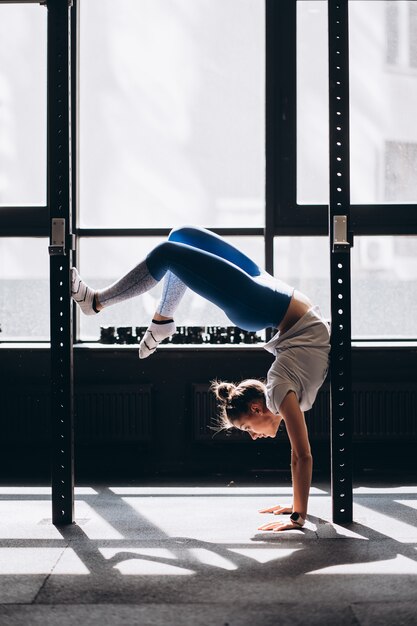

{"left": 0, "top": 346, "right": 416, "bottom": 479}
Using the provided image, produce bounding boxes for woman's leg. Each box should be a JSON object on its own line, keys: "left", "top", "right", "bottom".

{"left": 72, "top": 226, "right": 264, "bottom": 316}
{"left": 145, "top": 240, "right": 285, "bottom": 331}
{"left": 71, "top": 258, "right": 158, "bottom": 316}
{"left": 156, "top": 271, "right": 187, "bottom": 319}
{"left": 168, "top": 226, "right": 262, "bottom": 275}
{"left": 138, "top": 269, "right": 182, "bottom": 358}
{"left": 72, "top": 229, "right": 288, "bottom": 340}
{"left": 156, "top": 226, "right": 262, "bottom": 318}
{"left": 141, "top": 226, "right": 266, "bottom": 357}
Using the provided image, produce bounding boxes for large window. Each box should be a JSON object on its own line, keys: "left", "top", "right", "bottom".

{"left": 0, "top": 0, "right": 416, "bottom": 342}
{"left": 295, "top": 0, "right": 417, "bottom": 338}
{"left": 77, "top": 0, "right": 266, "bottom": 340}
{"left": 0, "top": 5, "right": 47, "bottom": 341}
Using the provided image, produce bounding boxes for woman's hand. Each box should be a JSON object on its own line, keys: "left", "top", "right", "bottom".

{"left": 258, "top": 519, "right": 303, "bottom": 532}
{"left": 258, "top": 504, "right": 293, "bottom": 515}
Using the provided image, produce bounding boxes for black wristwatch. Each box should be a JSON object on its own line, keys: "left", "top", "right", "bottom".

{"left": 290, "top": 512, "right": 306, "bottom": 527}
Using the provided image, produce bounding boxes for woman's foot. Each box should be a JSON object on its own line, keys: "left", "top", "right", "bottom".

{"left": 139, "top": 319, "right": 176, "bottom": 359}
{"left": 71, "top": 268, "right": 99, "bottom": 315}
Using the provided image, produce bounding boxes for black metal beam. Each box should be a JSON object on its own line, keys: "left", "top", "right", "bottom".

{"left": 1, "top": 205, "right": 415, "bottom": 238}
{"left": 328, "top": 0, "right": 353, "bottom": 524}
{"left": 265, "top": 0, "right": 296, "bottom": 235}
{"left": 0, "top": 207, "right": 49, "bottom": 236}
{"left": 271, "top": 203, "right": 417, "bottom": 236}
{"left": 47, "top": 0, "right": 74, "bottom": 525}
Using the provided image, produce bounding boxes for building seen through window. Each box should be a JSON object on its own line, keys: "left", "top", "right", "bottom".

{"left": 386, "top": 0, "right": 417, "bottom": 68}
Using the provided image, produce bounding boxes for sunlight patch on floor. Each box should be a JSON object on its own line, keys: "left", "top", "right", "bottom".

{"left": 354, "top": 503, "right": 417, "bottom": 542}
{"left": 395, "top": 499, "right": 417, "bottom": 510}
{"left": 188, "top": 548, "right": 238, "bottom": 571}
{"left": 0, "top": 548, "right": 89, "bottom": 575}
{"left": 0, "top": 487, "right": 97, "bottom": 495}
{"left": 354, "top": 487, "right": 417, "bottom": 495}
{"left": 110, "top": 487, "right": 328, "bottom": 496}
{"left": 0, "top": 501, "right": 63, "bottom": 539}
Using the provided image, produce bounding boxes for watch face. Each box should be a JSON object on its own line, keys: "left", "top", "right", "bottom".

{"left": 290, "top": 512, "right": 300, "bottom": 522}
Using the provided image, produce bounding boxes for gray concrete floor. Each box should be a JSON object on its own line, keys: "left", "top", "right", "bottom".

{"left": 0, "top": 479, "right": 416, "bottom": 625}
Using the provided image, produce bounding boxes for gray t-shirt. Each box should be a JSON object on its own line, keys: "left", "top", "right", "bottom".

{"left": 264, "top": 306, "right": 331, "bottom": 413}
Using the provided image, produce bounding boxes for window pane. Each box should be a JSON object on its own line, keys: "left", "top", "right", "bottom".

{"left": 352, "top": 236, "right": 417, "bottom": 338}
{"left": 297, "top": 0, "right": 328, "bottom": 205}
{"left": 0, "top": 239, "right": 49, "bottom": 339}
{"left": 79, "top": 236, "right": 265, "bottom": 340}
{"left": 275, "top": 235, "right": 417, "bottom": 339}
{"left": 79, "top": 0, "right": 265, "bottom": 228}
{"left": 274, "top": 237, "right": 330, "bottom": 319}
{"left": 350, "top": 1, "right": 417, "bottom": 203}
{"left": 297, "top": 1, "right": 417, "bottom": 205}
{"left": 0, "top": 6, "right": 47, "bottom": 206}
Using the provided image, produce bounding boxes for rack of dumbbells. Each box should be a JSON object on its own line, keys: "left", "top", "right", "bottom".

{"left": 99, "top": 326, "right": 264, "bottom": 346}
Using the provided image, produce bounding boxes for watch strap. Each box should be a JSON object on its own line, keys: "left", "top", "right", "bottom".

{"left": 290, "top": 512, "right": 306, "bottom": 527}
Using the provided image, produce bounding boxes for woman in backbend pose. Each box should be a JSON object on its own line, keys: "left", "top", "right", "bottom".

{"left": 72, "top": 226, "right": 330, "bottom": 532}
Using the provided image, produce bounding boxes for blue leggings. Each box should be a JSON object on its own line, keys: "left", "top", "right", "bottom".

{"left": 146, "top": 226, "right": 293, "bottom": 331}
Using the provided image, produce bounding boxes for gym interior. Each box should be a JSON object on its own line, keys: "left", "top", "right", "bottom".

{"left": 0, "top": 1, "right": 416, "bottom": 624}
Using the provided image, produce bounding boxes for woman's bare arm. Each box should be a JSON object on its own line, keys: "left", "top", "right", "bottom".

{"left": 258, "top": 391, "right": 312, "bottom": 532}
{"left": 280, "top": 391, "right": 312, "bottom": 518}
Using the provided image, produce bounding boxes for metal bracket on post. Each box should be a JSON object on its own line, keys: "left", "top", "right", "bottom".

{"left": 333, "top": 215, "right": 350, "bottom": 252}
{"left": 49, "top": 218, "right": 66, "bottom": 256}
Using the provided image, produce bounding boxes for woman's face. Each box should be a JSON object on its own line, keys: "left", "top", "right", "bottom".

{"left": 234, "top": 407, "right": 279, "bottom": 439}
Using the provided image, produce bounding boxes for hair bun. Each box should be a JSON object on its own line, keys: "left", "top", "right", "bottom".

{"left": 210, "top": 381, "right": 235, "bottom": 404}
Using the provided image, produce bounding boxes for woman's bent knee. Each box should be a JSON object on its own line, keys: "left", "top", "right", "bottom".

{"left": 168, "top": 226, "right": 196, "bottom": 242}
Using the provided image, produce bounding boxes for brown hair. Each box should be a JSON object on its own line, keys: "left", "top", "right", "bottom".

{"left": 210, "top": 379, "right": 267, "bottom": 430}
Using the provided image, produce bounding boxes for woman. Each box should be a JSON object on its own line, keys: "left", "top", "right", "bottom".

{"left": 72, "top": 226, "right": 330, "bottom": 531}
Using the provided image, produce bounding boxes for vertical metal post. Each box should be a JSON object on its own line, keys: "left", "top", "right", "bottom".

{"left": 47, "top": 0, "right": 74, "bottom": 525}
{"left": 328, "top": 0, "right": 353, "bottom": 524}
{"left": 71, "top": 0, "right": 79, "bottom": 341}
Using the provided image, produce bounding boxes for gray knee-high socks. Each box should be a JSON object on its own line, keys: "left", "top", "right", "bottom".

{"left": 72, "top": 261, "right": 189, "bottom": 361}
{"left": 157, "top": 271, "right": 188, "bottom": 317}
{"left": 72, "top": 260, "right": 159, "bottom": 316}
{"left": 96, "top": 259, "right": 158, "bottom": 308}
{"left": 72, "top": 263, "right": 187, "bottom": 317}
{"left": 138, "top": 272, "right": 188, "bottom": 359}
